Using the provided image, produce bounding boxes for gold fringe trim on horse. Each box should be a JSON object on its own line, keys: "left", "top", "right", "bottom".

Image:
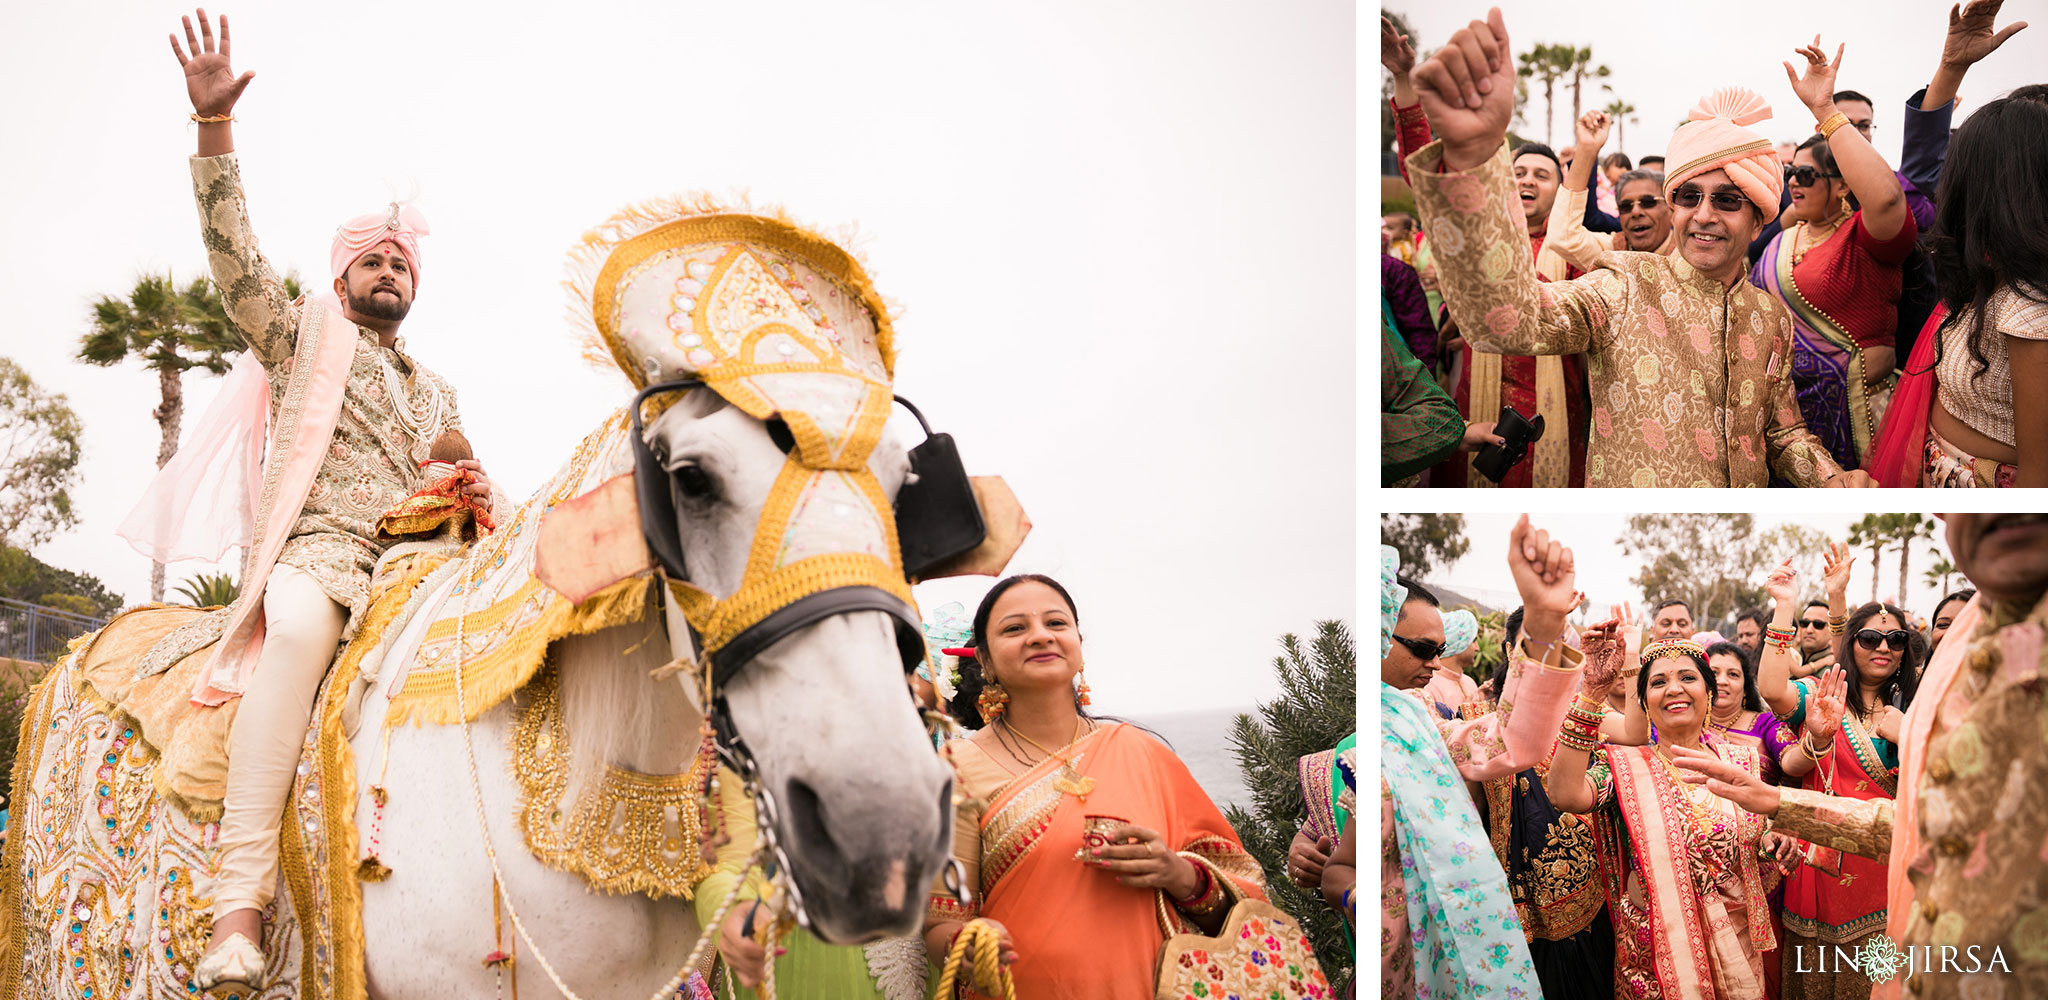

{"left": 511, "top": 662, "right": 716, "bottom": 898}
{"left": 383, "top": 572, "right": 657, "bottom": 728}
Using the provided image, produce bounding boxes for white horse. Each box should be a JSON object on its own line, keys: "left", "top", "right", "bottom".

{"left": 353, "top": 392, "right": 953, "bottom": 997}
{"left": 0, "top": 390, "right": 954, "bottom": 1000}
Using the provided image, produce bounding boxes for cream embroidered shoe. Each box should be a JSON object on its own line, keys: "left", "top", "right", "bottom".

{"left": 193, "top": 931, "right": 265, "bottom": 995}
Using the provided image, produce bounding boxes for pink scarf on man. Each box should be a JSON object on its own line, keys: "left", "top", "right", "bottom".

{"left": 188, "top": 300, "right": 360, "bottom": 705}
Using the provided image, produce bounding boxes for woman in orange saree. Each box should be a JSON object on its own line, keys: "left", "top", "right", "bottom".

{"left": 923, "top": 575, "right": 1272, "bottom": 999}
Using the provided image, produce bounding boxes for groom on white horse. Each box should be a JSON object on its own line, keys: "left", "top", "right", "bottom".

{"left": 158, "top": 8, "right": 500, "bottom": 990}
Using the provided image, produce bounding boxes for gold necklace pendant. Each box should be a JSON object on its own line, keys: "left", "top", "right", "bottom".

{"left": 1054, "top": 765, "right": 1096, "bottom": 799}
{"left": 1010, "top": 719, "right": 1095, "bottom": 799}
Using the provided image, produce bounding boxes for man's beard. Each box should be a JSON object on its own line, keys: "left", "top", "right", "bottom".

{"left": 347, "top": 285, "right": 411, "bottom": 322}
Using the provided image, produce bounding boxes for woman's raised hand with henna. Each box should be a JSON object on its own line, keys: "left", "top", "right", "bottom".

{"left": 1806, "top": 665, "right": 1847, "bottom": 744}
{"left": 169, "top": 9, "right": 254, "bottom": 118}
{"left": 1578, "top": 615, "right": 1626, "bottom": 701}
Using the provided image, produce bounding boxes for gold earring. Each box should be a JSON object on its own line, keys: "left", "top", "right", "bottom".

{"left": 1839, "top": 193, "right": 1853, "bottom": 219}
{"left": 1075, "top": 667, "right": 1092, "bottom": 707}
{"left": 976, "top": 670, "right": 1009, "bottom": 723}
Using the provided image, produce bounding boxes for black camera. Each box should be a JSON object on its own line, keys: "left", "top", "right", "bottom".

{"left": 1473, "top": 406, "right": 1545, "bottom": 484}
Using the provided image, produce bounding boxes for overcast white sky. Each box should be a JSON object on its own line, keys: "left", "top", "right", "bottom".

{"left": 1408, "top": 512, "right": 1965, "bottom": 626}
{"left": 3, "top": 0, "right": 1353, "bottom": 715}
{"left": 1389, "top": 0, "right": 2046, "bottom": 164}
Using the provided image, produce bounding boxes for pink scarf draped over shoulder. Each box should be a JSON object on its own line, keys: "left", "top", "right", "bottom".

{"left": 186, "top": 299, "right": 360, "bottom": 705}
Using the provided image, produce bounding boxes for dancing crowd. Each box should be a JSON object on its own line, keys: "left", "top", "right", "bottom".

{"left": 1380, "top": 1, "right": 2046, "bottom": 488}
{"left": 1380, "top": 512, "right": 2048, "bottom": 999}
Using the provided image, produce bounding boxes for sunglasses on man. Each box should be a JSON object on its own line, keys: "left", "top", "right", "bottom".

{"left": 1783, "top": 164, "right": 1843, "bottom": 187}
{"left": 1854, "top": 629, "right": 1913, "bottom": 652}
{"left": 1389, "top": 633, "right": 1447, "bottom": 662}
{"left": 1670, "top": 185, "right": 1749, "bottom": 214}
{"left": 1616, "top": 195, "right": 1662, "bottom": 213}
{"left": 1794, "top": 618, "right": 1829, "bottom": 630}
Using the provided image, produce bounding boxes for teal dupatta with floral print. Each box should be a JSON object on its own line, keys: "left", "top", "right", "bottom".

{"left": 1382, "top": 682, "right": 1538, "bottom": 998}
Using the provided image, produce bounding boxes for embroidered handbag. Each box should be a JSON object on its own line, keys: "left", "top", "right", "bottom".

{"left": 1154, "top": 898, "right": 1333, "bottom": 1000}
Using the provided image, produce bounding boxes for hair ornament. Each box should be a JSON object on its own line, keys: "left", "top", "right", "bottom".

{"left": 1640, "top": 638, "right": 1709, "bottom": 666}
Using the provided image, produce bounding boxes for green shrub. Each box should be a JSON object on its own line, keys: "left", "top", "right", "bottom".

{"left": 1223, "top": 620, "right": 1355, "bottom": 992}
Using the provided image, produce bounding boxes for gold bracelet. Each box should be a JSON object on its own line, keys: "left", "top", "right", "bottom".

{"left": 1800, "top": 730, "right": 1834, "bottom": 759}
{"left": 189, "top": 112, "right": 234, "bottom": 124}
{"left": 1817, "top": 111, "right": 1850, "bottom": 139}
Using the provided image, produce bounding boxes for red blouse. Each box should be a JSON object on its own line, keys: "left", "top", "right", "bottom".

{"left": 1786, "top": 209, "right": 1919, "bottom": 350}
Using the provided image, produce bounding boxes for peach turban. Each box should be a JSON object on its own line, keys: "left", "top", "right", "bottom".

{"left": 1663, "top": 87, "right": 1784, "bottom": 225}
{"left": 331, "top": 203, "right": 429, "bottom": 289}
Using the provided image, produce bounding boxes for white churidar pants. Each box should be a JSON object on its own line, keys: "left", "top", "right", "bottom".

{"left": 211, "top": 562, "right": 348, "bottom": 917}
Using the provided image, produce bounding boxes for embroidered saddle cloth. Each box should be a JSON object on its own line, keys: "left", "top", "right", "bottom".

{"left": 71, "top": 606, "right": 248, "bottom": 823}
{"left": 0, "top": 608, "right": 370, "bottom": 1000}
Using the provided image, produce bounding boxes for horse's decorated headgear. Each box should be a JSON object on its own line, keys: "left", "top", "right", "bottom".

{"left": 562, "top": 197, "right": 1015, "bottom": 686}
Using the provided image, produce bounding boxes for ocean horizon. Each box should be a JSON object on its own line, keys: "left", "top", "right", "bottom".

{"left": 1123, "top": 706, "right": 1261, "bottom": 813}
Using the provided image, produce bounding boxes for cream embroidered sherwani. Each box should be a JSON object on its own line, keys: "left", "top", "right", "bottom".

{"left": 193, "top": 153, "right": 465, "bottom": 628}
{"left": 1771, "top": 594, "right": 2048, "bottom": 999}
{"left": 1406, "top": 141, "right": 1845, "bottom": 487}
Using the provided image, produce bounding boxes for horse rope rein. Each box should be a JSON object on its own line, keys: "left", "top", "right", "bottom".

{"left": 447, "top": 545, "right": 774, "bottom": 1000}
{"left": 931, "top": 918, "right": 1015, "bottom": 1000}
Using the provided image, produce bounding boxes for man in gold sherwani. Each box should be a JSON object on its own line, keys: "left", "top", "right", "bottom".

{"left": 157, "top": 11, "right": 499, "bottom": 990}
{"left": 1402, "top": 8, "right": 1878, "bottom": 488}
{"left": 1676, "top": 513, "right": 2048, "bottom": 998}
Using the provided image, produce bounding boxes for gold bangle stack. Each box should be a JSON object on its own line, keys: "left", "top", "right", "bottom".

{"left": 1559, "top": 699, "right": 1605, "bottom": 753}
{"left": 189, "top": 112, "right": 234, "bottom": 124}
{"left": 1828, "top": 613, "right": 1848, "bottom": 636}
{"left": 1817, "top": 111, "right": 1850, "bottom": 139}
{"left": 1800, "top": 729, "right": 1834, "bottom": 760}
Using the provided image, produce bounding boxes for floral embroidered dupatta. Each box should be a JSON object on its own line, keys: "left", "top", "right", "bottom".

{"left": 1590, "top": 737, "right": 1774, "bottom": 1000}
{"left": 1754, "top": 231, "right": 1871, "bottom": 471}
{"left": 968, "top": 723, "right": 1264, "bottom": 999}
{"left": 1382, "top": 683, "right": 1538, "bottom": 999}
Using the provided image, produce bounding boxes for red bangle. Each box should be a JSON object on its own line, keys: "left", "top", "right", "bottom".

{"left": 1173, "top": 865, "right": 1212, "bottom": 906}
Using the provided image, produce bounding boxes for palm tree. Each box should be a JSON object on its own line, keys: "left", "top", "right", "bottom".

{"left": 1889, "top": 514, "right": 1935, "bottom": 607}
{"left": 172, "top": 570, "right": 240, "bottom": 608}
{"left": 1603, "top": 99, "right": 1639, "bottom": 156}
{"left": 1517, "top": 43, "right": 1571, "bottom": 147}
{"left": 77, "top": 273, "right": 245, "bottom": 602}
{"left": 1847, "top": 515, "right": 1887, "bottom": 605}
{"left": 1561, "top": 46, "right": 1613, "bottom": 127}
{"left": 1923, "top": 554, "right": 1957, "bottom": 597}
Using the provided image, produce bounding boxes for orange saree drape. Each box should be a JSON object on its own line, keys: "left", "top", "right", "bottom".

{"left": 931, "top": 722, "right": 1266, "bottom": 999}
